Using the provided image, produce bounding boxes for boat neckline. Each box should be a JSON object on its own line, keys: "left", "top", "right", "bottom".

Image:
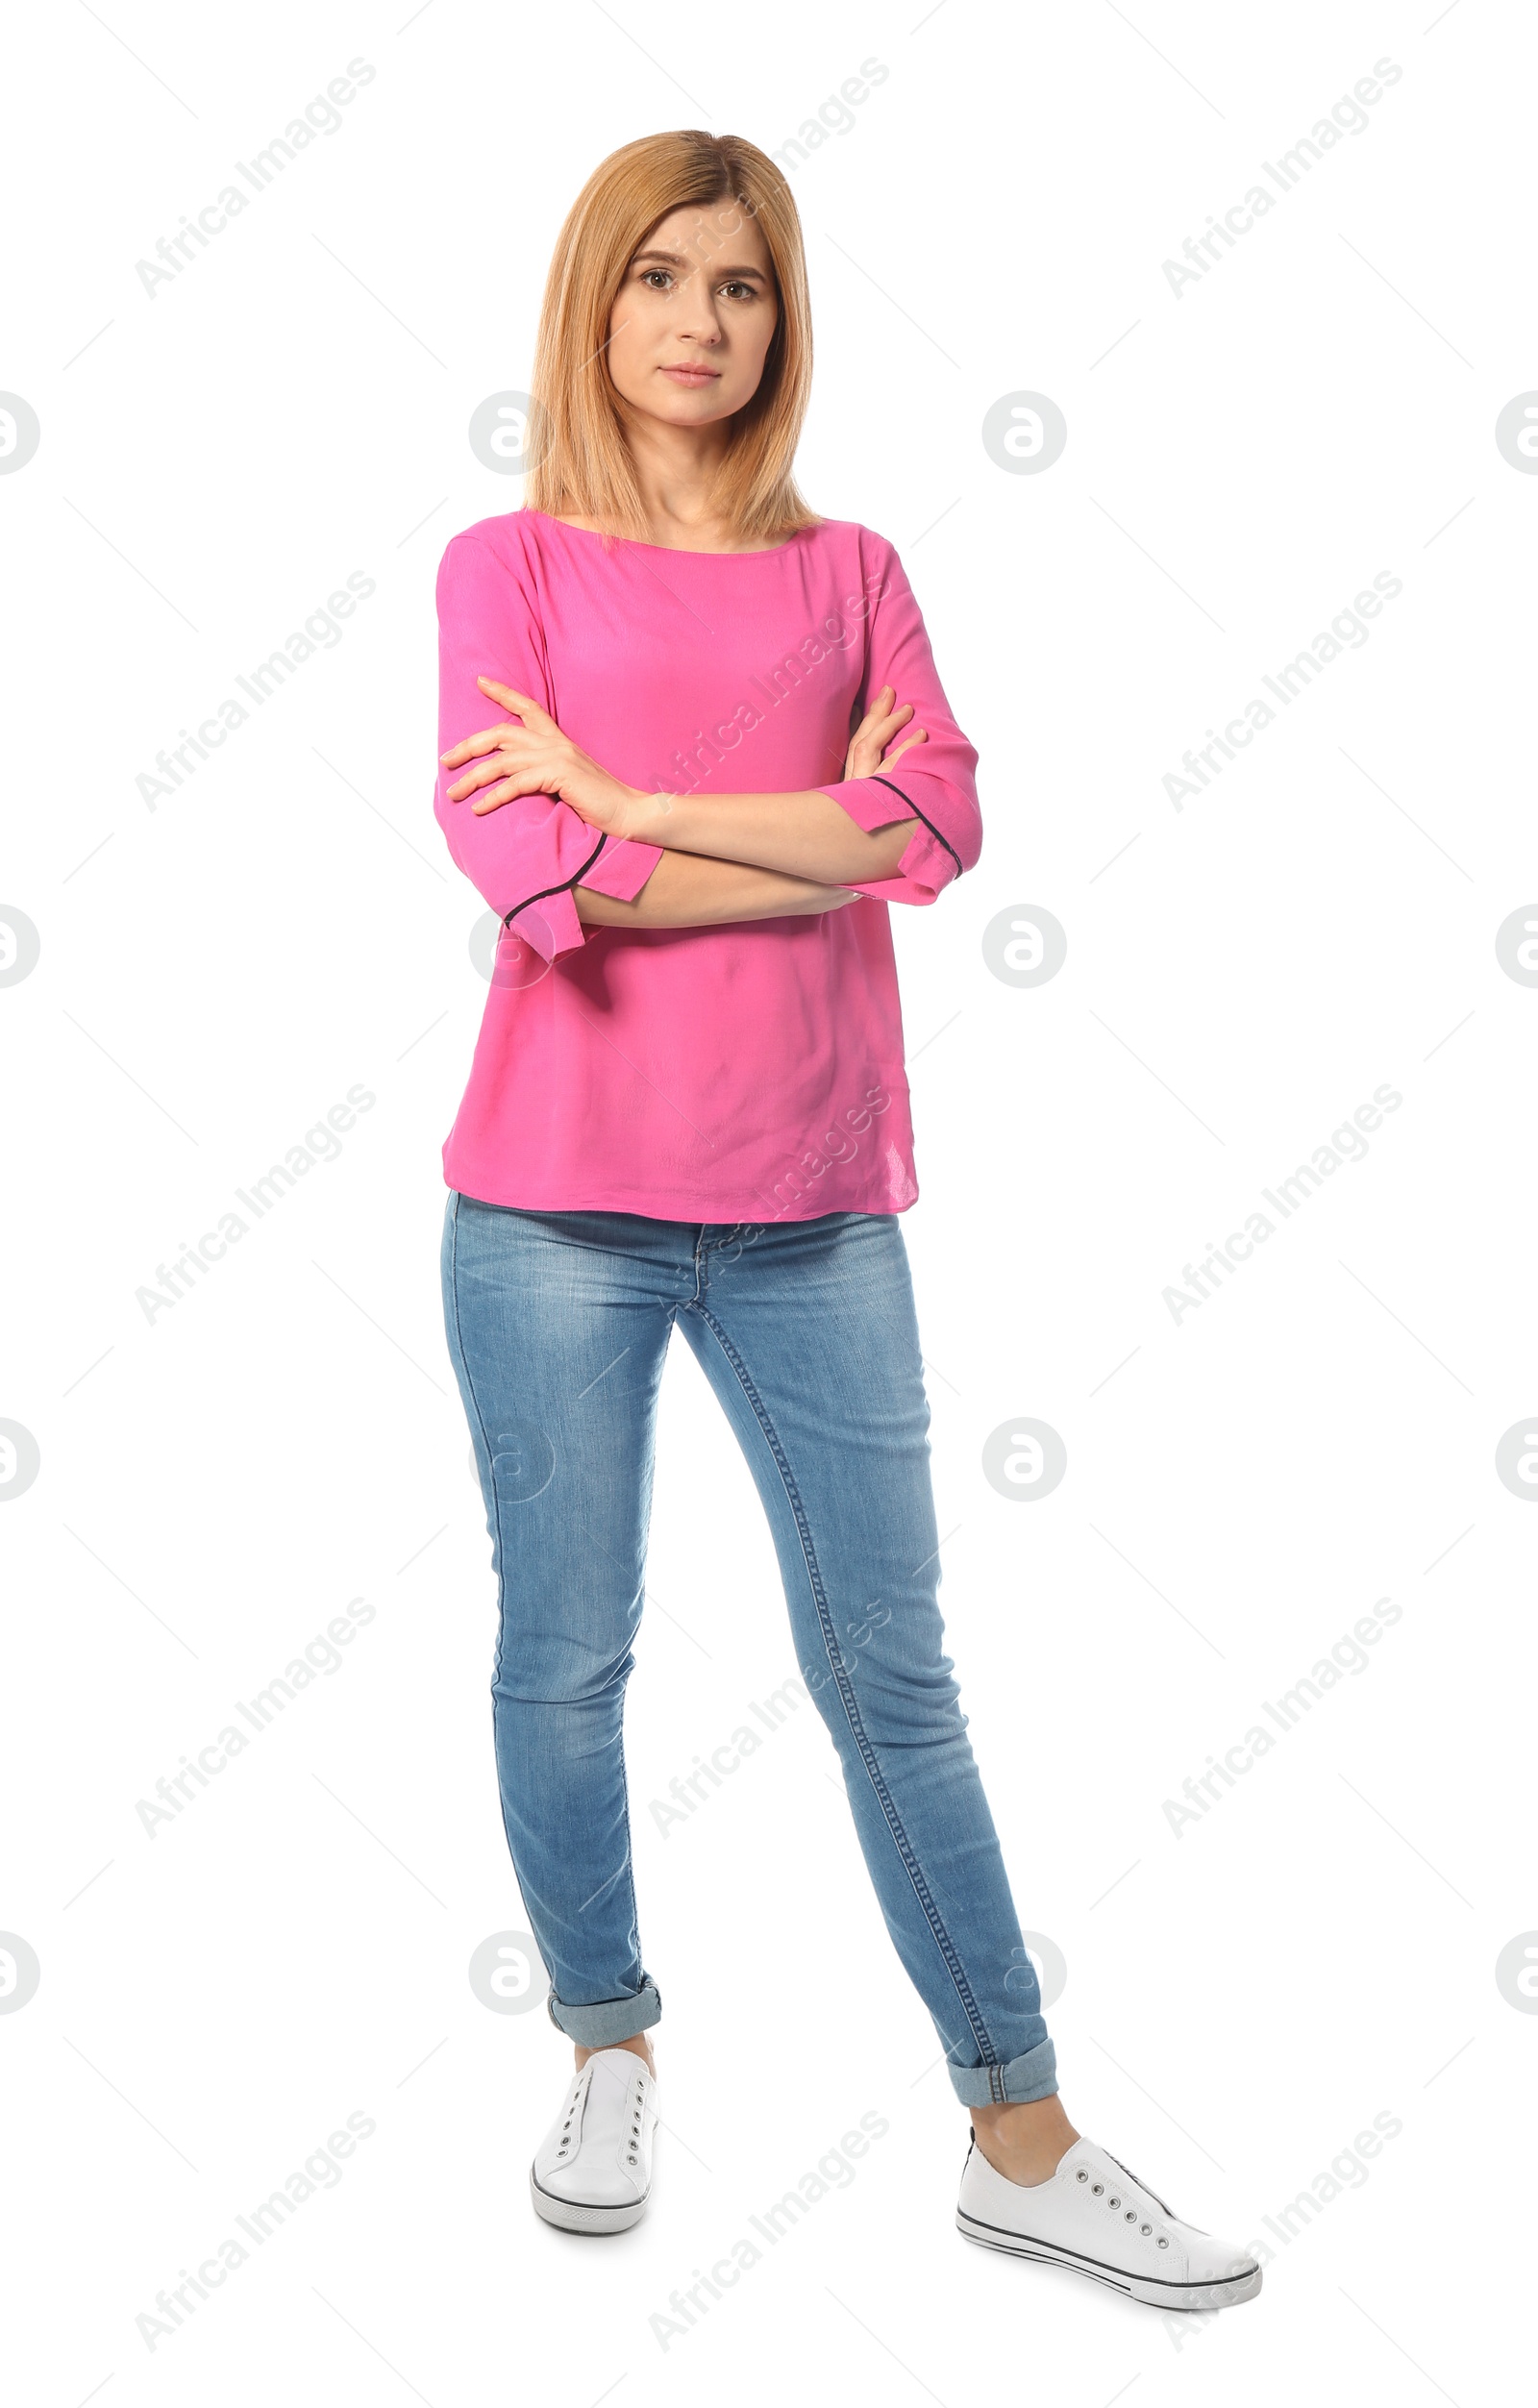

{"left": 523, "top": 507, "right": 814, "bottom": 559}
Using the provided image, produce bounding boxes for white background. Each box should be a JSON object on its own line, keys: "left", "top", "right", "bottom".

{"left": 3, "top": 0, "right": 1533, "bottom": 2399}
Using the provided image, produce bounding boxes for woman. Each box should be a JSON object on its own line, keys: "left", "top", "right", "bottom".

{"left": 434, "top": 128, "right": 1259, "bottom": 2314}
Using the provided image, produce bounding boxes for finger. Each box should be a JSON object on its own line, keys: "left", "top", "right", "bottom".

{"left": 470, "top": 775, "right": 539, "bottom": 814}
{"left": 850, "top": 688, "right": 902, "bottom": 738}
{"left": 445, "top": 759, "right": 501, "bottom": 801}
{"left": 847, "top": 712, "right": 912, "bottom": 773}
{"left": 440, "top": 723, "right": 518, "bottom": 767}
{"left": 883, "top": 728, "right": 929, "bottom": 769}
{"left": 863, "top": 704, "right": 914, "bottom": 746}
{"left": 477, "top": 678, "right": 556, "bottom": 730}
{"left": 446, "top": 753, "right": 527, "bottom": 802}
{"left": 847, "top": 688, "right": 895, "bottom": 741}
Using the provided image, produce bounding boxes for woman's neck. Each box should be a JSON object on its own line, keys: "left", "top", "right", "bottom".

{"left": 578, "top": 418, "right": 763, "bottom": 553}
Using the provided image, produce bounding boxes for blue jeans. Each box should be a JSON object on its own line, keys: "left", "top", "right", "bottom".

{"left": 440, "top": 1194, "right": 1056, "bottom": 2108}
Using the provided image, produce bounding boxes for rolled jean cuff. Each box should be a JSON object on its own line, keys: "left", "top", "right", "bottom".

{"left": 545, "top": 1974, "right": 661, "bottom": 2048}
{"left": 947, "top": 2035, "right": 1058, "bottom": 2109}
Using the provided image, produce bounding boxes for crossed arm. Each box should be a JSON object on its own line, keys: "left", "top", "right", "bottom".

{"left": 441, "top": 678, "right": 928, "bottom": 931}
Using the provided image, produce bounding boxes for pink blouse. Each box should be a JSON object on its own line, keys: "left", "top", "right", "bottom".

{"left": 433, "top": 507, "right": 981, "bottom": 1223}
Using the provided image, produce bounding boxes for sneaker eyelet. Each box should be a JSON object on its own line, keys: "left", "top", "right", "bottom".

{"left": 1091, "top": 2183, "right": 1104, "bottom": 2196}
{"left": 1157, "top": 2236, "right": 1170, "bottom": 2248}
{"left": 1141, "top": 2222, "right": 1152, "bottom": 2235}
{"left": 1076, "top": 2170, "right": 1089, "bottom": 2183}
{"left": 1125, "top": 2210, "right": 1137, "bottom": 2222}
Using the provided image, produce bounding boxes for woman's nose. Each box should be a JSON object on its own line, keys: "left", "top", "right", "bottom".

{"left": 668, "top": 281, "right": 723, "bottom": 342}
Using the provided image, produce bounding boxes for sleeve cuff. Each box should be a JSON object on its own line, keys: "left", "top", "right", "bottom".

{"left": 574, "top": 832, "right": 666, "bottom": 903}
{"left": 816, "top": 779, "right": 955, "bottom": 905}
{"left": 504, "top": 832, "right": 664, "bottom": 963}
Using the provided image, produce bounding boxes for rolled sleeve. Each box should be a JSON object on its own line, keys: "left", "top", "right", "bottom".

{"left": 434, "top": 529, "right": 663, "bottom": 962}
{"left": 813, "top": 775, "right": 962, "bottom": 904}
{"left": 814, "top": 537, "right": 982, "bottom": 906}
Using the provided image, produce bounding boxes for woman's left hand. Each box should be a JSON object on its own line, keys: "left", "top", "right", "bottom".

{"left": 844, "top": 684, "right": 927, "bottom": 782}
{"left": 441, "top": 678, "right": 646, "bottom": 836}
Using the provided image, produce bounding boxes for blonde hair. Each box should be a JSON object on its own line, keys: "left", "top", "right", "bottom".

{"left": 525, "top": 130, "right": 819, "bottom": 548}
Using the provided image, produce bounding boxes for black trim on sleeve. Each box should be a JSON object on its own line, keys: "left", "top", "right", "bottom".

{"left": 501, "top": 830, "right": 609, "bottom": 932}
{"left": 867, "top": 774, "right": 964, "bottom": 881}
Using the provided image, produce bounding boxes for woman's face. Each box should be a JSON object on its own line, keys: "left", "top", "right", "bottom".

{"left": 606, "top": 202, "right": 779, "bottom": 431}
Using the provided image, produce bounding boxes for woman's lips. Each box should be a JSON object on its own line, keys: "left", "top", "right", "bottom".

{"left": 659, "top": 364, "right": 721, "bottom": 385}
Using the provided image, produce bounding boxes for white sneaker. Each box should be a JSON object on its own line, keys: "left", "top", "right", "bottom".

{"left": 530, "top": 2048, "right": 657, "bottom": 2235}
{"left": 957, "top": 2132, "right": 1262, "bottom": 2312}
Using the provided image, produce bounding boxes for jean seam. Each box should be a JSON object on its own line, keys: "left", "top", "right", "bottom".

{"left": 446, "top": 1189, "right": 564, "bottom": 2002}
{"left": 613, "top": 1669, "right": 645, "bottom": 1994}
{"left": 446, "top": 1194, "right": 501, "bottom": 1678}
{"left": 614, "top": 1303, "right": 682, "bottom": 1984}
{"left": 693, "top": 1299, "right": 1000, "bottom": 2072}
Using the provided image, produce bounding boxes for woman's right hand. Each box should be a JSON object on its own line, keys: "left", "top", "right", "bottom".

{"left": 844, "top": 684, "right": 928, "bottom": 782}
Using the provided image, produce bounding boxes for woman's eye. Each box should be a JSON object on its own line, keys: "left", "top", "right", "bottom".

{"left": 635, "top": 268, "right": 757, "bottom": 298}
